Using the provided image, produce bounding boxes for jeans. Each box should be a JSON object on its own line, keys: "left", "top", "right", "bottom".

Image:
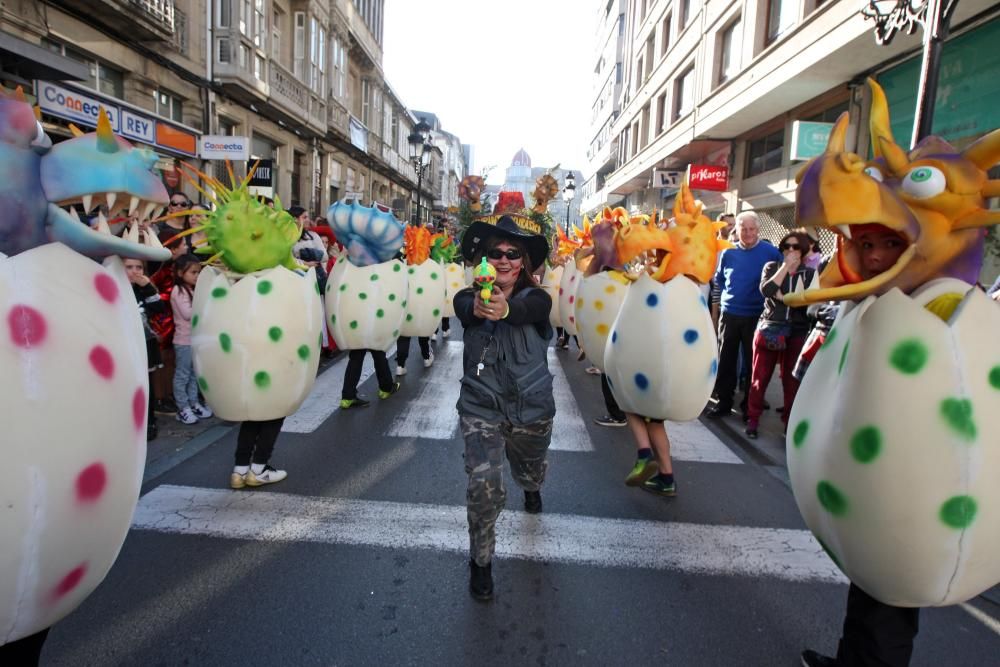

{"left": 172, "top": 344, "right": 200, "bottom": 409}
{"left": 746, "top": 331, "right": 807, "bottom": 426}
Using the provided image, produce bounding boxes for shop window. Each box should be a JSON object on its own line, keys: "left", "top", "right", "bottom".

{"left": 155, "top": 89, "right": 183, "bottom": 123}
{"left": 767, "top": 0, "right": 796, "bottom": 45}
{"left": 746, "top": 129, "right": 785, "bottom": 177}
{"left": 673, "top": 65, "right": 694, "bottom": 121}
{"left": 717, "top": 18, "right": 741, "bottom": 86}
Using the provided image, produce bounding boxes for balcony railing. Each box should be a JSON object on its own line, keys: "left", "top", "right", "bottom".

{"left": 131, "top": 0, "right": 174, "bottom": 27}
{"left": 269, "top": 60, "right": 308, "bottom": 118}
{"left": 328, "top": 99, "right": 350, "bottom": 137}
{"left": 54, "top": 0, "right": 175, "bottom": 40}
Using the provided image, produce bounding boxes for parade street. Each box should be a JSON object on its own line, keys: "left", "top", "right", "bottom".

{"left": 40, "top": 334, "right": 1000, "bottom": 666}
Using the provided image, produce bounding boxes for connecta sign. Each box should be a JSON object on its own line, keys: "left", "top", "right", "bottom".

{"left": 39, "top": 81, "right": 120, "bottom": 131}
{"left": 200, "top": 135, "right": 250, "bottom": 160}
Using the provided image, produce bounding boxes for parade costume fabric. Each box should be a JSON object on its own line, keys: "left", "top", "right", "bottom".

{"left": 0, "top": 88, "right": 170, "bottom": 644}
{"left": 785, "top": 79, "right": 1000, "bottom": 607}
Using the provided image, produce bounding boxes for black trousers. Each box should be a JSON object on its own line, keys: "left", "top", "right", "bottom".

{"left": 342, "top": 349, "right": 393, "bottom": 398}
{"left": 601, "top": 373, "right": 625, "bottom": 420}
{"left": 396, "top": 336, "right": 430, "bottom": 366}
{"left": 234, "top": 418, "right": 285, "bottom": 466}
{"left": 440, "top": 317, "right": 450, "bottom": 332}
{"left": 0, "top": 628, "right": 49, "bottom": 665}
{"left": 715, "top": 312, "right": 759, "bottom": 410}
{"left": 837, "top": 583, "right": 920, "bottom": 667}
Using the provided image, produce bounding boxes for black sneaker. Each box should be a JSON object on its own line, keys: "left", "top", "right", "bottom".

{"left": 469, "top": 560, "right": 493, "bottom": 601}
{"left": 154, "top": 398, "right": 178, "bottom": 415}
{"left": 339, "top": 397, "right": 371, "bottom": 409}
{"left": 146, "top": 423, "right": 158, "bottom": 441}
{"left": 524, "top": 490, "right": 542, "bottom": 514}
{"left": 593, "top": 414, "right": 627, "bottom": 427}
{"left": 800, "top": 649, "right": 838, "bottom": 667}
{"left": 705, "top": 405, "right": 732, "bottom": 419}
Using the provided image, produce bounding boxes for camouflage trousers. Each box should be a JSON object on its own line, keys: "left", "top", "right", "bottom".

{"left": 460, "top": 414, "right": 553, "bottom": 567}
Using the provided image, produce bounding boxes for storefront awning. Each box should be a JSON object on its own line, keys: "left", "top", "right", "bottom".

{"left": 0, "top": 33, "right": 89, "bottom": 81}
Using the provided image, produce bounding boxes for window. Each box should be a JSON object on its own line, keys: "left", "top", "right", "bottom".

{"left": 660, "top": 13, "right": 671, "bottom": 57}
{"left": 640, "top": 104, "right": 650, "bottom": 149}
{"left": 630, "top": 120, "right": 639, "bottom": 157}
{"left": 361, "top": 78, "right": 370, "bottom": 126}
{"left": 309, "top": 18, "right": 326, "bottom": 94}
{"left": 639, "top": 0, "right": 647, "bottom": 22}
{"left": 673, "top": 66, "right": 694, "bottom": 121}
{"left": 218, "top": 0, "right": 231, "bottom": 27}
{"left": 217, "top": 38, "right": 231, "bottom": 63}
{"left": 330, "top": 158, "right": 341, "bottom": 185}
{"left": 806, "top": 101, "right": 849, "bottom": 123}
{"left": 717, "top": 19, "right": 740, "bottom": 85}
{"left": 293, "top": 12, "right": 305, "bottom": 78}
{"left": 239, "top": 43, "right": 250, "bottom": 71}
{"left": 172, "top": 7, "right": 189, "bottom": 55}
{"left": 746, "top": 129, "right": 785, "bottom": 176}
{"left": 331, "top": 34, "right": 348, "bottom": 100}
{"left": 254, "top": 0, "right": 266, "bottom": 49}
{"left": 272, "top": 9, "right": 282, "bottom": 61}
{"left": 679, "top": 0, "right": 692, "bottom": 27}
{"left": 240, "top": 0, "right": 250, "bottom": 35}
{"left": 656, "top": 92, "right": 667, "bottom": 134}
{"left": 644, "top": 36, "right": 654, "bottom": 79}
{"left": 634, "top": 56, "right": 643, "bottom": 92}
{"left": 254, "top": 54, "right": 265, "bottom": 80}
{"left": 767, "top": 0, "right": 796, "bottom": 44}
{"left": 346, "top": 167, "right": 356, "bottom": 192}
{"left": 219, "top": 118, "right": 237, "bottom": 136}
{"left": 154, "top": 89, "right": 183, "bottom": 122}
{"left": 42, "top": 40, "right": 124, "bottom": 99}
{"left": 615, "top": 62, "right": 622, "bottom": 84}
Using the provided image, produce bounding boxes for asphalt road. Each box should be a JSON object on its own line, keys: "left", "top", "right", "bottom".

{"left": 39, "top": 332, "right": 1000, "bottom": 666}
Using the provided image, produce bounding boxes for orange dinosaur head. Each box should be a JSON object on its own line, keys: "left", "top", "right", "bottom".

{"left": 658, "top": 182, "right": 733, "bottom": 283}
{"left": 788, "top": 78, "right": 1000, "bottom": 306}
{"left": 614, "top": 213, "right": 674, "bottom": 281}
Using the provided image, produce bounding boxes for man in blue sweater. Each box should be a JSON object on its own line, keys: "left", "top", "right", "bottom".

{"left": 707, "top": 211, "right": 782, "bottom": 419}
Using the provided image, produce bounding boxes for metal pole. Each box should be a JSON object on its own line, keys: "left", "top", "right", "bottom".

{"left": 910, "top": 0, "right": 951, "bottom": 148}
{"left": 414, "top": 161, "right": 423, "bottom": 226}
{"left": 565, "top": 202, "right": 570, "bottom": 235}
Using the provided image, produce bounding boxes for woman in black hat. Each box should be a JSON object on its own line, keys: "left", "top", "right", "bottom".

{"left": 455, "top": 215, "right": 555, "bottom": 601}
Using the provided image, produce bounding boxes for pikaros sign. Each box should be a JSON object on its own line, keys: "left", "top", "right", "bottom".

{"left": 688, "top": 164, "right": 729, "bottom": 191}
{"left": 199, "top": 135, "right": 250, "bottom": 160}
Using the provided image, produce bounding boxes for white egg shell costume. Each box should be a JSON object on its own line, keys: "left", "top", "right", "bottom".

{"left": 787, "top": 279, "right": 1000, "bottom": 607}
{"left": 192, "top": 265, "right": 323, "bottom": 421}
{"left": 325, "top": 255, "right": 407, "bottom": 352}
{"left": 603, "top": 273, "right": 717, "bottom": 421}
{"left": 542, "top": 265, "right": 563, "bottom": 328}
{"left": 442, "top": 262, "right": 466, "bottom": 318}
{"left": 573, "top": 272, "right": 628, "bottom": 372}
{"left": 400, "top": 259, "right": 446, "bottom": 337}
{"left": 1, "top": 244, "right": 147, "bottom": 641}
{"left": 558, "top": 260, "right": 581, "bottom": 335}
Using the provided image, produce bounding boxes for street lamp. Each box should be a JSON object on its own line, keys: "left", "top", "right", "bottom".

{"left": 562, "top": 171, "right": 576, "bottom": 234}
{"left": 408, "top": 120, "right": 433, "bottom": 225}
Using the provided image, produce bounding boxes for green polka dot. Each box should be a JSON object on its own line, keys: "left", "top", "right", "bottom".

{"left": 349, "top": 320, "right": 358, "bottom": 329}
{"left": 211, "top": 287, "right": 228, "bottom": 299}
{"left": 297, "top": 344, "right": 310, "bottom": 360}
{"left": 388, "top": 294, "right": 397, "bottom": 301}
{"left": 989, "top": 366, "right": 1000, "bottom": 389}
{"left": 339, "top": 284, "right": 347, "bottom": 292}
{"left": 402, "top": 301, "right": 407, "bottom": 308}
{"left": 197, "top": 376, "right": 208, "bottom": 392}
{"left": 376, "top": 309, "right": 385, "bottom": 318}
{"left": 254, "top": 371, "right": 270, "bottom": 388}
{"left": 850, "top": 426, "right": 882, "bottom": 463}
{"left": 314, "top": 282, "right": 321, "bottom": 294}
{"left": 816, "top": 537, "right": 842, "bottom": 569}
{"left": 431, "top": 272, "right": 438, "bottom": 280}
{"left": 192, "top": 314, "right": 199, "bottom": 328}
{"left": 416, "top": 287, "right": 424, "bottom": 295}
{"left": 268, "top": 326, "right": 283, "bottom": 342}
{"left": 393, "top": 264, "right": 401, "bottom": 272}
{"left": 792, "top": 420, "right": 809, "bottom": 448}
{"left": 817, "top": 481, "right": 848, "bottom": 516}
{"left": 408, "top": 267, "right": 415, "bottom": 274}
{"left": 432, "top": 308, "right": 440, "bottom": 317}
{"left": 838, "top": 339, "right": 850, "bottom": 375}
{"left": 318, "top": 333, "right": 323, "bottom": 347}
{"left": 392, "top": 329, "right": 399, "bottom": 337}
{"left": 359, "top": 292, "right": 368, "bottom": 300}
{"left": 890, "top": 338, "right": 928, "bottom": 374}
{"left": 257, "top": 280, "right": 273, "bottom": 295}
{"left": 219, "top": 332, "right": 232, "bottom": 353}
{"left": 330, "top": 314, "right": 336, "bottom": 324}
{"left": 821, "top": 327, "right": 837, "bottom": 349}
{"left": 370, "top": 274, "right": 379, "bottom": 281}
{"left": 406, "top": 314, "right": 413, "bottom": 321}
{"left": 940, "top": 397, "right": 976, "bottom": 441}
{"left": 939, "top": 495, "right": 977, "bottom": 529}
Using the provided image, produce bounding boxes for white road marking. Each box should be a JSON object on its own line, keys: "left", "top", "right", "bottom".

{"left": 134, "top": 485, "right": 847, "bottom": 585}
{"left": 281, "top": 344, "right": 396, "bottom": 433}
{"left": 548, "top": 348, "right": 594, "bottom": 452}
{"left": 386, "top": 342, "right": 463, "bottom": 439}
{"left": 960, "top": 602, "right": 1000, "bottom": 636}
{"left": 666, "top": 420, "right": 743, "bottom": 464}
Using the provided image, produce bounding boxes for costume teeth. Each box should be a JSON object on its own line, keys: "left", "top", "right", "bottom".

{"left": 129, "top": 196, "right": 140, "bottom": 215}
{"left": 836, "top": 224, "right": 852, "bottom": 240}
{"left": 97, "top": 212, "right": 111, "bottom": 235}
{"left": 142, "top": 201, "right": 157, "bottom": 222}
{"left": 106, "top": 192, "right": 117, "bottom": 212}
{"left": 82, "top": 194, "right": 93, "bottom": 213}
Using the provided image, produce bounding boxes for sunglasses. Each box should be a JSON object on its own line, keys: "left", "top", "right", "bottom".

{"left": 780, "top": 243, "right": 800, "bottom": 251}
{"left": 169, "top": 200, "right": 190, "bottom": 207}
{"left": 487, "top": 248, "right": 523, "bottom": 260}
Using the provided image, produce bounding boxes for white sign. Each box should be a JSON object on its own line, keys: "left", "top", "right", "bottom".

{"left": 38, "top": 81, "right": 119, "bottom": 130}
{"left": 652, "top": 169, "right": 683, "bottom": 188}
{"left": 199, "top": 135, "right": 250, "bottom": 161}
{"left": 121, "top": 110, "right": 155, "bottom": 143}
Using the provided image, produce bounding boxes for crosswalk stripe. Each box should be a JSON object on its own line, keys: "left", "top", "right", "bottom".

{"left": 386, "top": 342, "right": 463, "bottom": 439}
{"left": 665, "top": 420, "right": 743, "bottom": 464}
{"left": 547, "top": 348, "right": 594, "bottom": 451}
{"left": 281, "top": 344, "right": 396, "bottom": 433}
{"left": 134, "top": 485, "right": 846, "bottom": 585}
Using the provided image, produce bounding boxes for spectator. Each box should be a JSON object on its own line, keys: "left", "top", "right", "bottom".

{"left": 170, "top": 254, "right": 213, "bottom": 425}
{"left": 289, "top": 205, "right": 329, "bottom": 291}
{"left": 707, "top": 211, "right": 782, "bottom": 420}
{"left": 804, "top": 236, "right": 824, "bottom": 270}
{"left": 125, "top": 258, "right": 167, "bottom": 441}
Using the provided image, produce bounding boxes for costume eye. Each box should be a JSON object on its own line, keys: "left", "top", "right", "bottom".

{"left": 901, "top": 166, "right": 946, "bottom": 198}
{"left": 863, "top": 166, "right": 883, "bottom": 182}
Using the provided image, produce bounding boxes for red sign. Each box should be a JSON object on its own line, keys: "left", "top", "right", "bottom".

{"left": 688, "top": 164, "right": 729, "bottom": 191}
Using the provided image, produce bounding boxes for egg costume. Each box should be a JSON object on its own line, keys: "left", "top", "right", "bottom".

{"left": 0, "top": 88, "right": 171, "bottom": 653}
{"left": 786, "top": 79, "right": 1000, "bottom": 665}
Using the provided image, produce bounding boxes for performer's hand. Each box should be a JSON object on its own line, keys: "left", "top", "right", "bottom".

{"left": 473, "top": 290, "right": 506, "bottom": 321}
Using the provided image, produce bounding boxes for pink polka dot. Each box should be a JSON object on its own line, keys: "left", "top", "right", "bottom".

{"left": 569, "top": 295, "right": 575, "bottom": 304}
{"left": 53, "top": 563, "right": 87, "bottom": 600}
{"left": 7, "top": 305, "right": 46, "bottom": 348}
{"left": 132, "top": 387, "right": 146, "bottom": 431}
{"left": 89, "top": 345, "right": 115, "bottom": 379}
{"left": 569, "top": 316, "right": 575, "bottom": 323}
{"left": 559, "top": 288, "right": 564, "bottom": 295}
{"left": 94, "top": 274, "right": 119, "bottom": 304}
{"left": 76, "top": 463, "right": 107, "bottom": 502}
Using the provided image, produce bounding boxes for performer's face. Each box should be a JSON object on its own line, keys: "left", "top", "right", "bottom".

{"left": 857, "top": 228, "right": 907, "bottom": 280}
{"left": 487, "top": 240, "right": 523, "bottom": 290}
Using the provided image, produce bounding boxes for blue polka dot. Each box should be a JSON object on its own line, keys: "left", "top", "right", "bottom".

{"left": 646, "top": 293, "right": 658, "bottom": 307}
{"left": 710, "top": 359, "right": 718, "bottom": 376}
{"left": 611, "top": 331, "right": 618, "bottom": 344}
{"left": 683, "top": 329, "right": 699, "bottom": 344}
{"left": 700, "top": 295, "right": 708, "bottom": 308}
{"left": 634, "top": 373, "right": 649, "bottom": 390}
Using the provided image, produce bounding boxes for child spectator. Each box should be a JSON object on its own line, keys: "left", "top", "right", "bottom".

{"left": 170, "top": 255, "right": 213, "bottom": 425}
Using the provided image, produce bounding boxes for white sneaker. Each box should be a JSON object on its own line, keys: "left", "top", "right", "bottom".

{"left": 424, "top": 352, "right": 434, "bottom": 368}
{"left": 230, "top": 467, "right": 248, "bottom": 489}
{"left": 176, "top": 407, "right": 198, "bottom": 425}
{"left": 430, "top": 333, "right": 437, "bottom": 342}
{"left": 191, "top": 403, "right": 213, "bottom": 419}
{"left": 442, "top": 330, "right": 450, "bottom": 338}
{"left": 245, "top": 465, "right": 287, "bottom": 486}
{"left": 396, "top": 365, "right": 407, "bottom": 376}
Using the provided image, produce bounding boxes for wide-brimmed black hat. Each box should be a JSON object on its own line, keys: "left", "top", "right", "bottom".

{"left": 461, "top": 214, "right": 549, "bottom": 268}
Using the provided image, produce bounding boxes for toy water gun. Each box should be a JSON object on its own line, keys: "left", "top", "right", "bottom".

{"left": 474, "top": 256, "right": 497, "bottom": 303}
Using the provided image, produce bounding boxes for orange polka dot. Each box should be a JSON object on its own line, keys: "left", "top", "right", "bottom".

{"left": 604, "top": 285, "right": 616, "bottom": 294}
{"left": 596, "top": 323, "right": 609, "bottom": 335}
{"left": 576, "top": 298, "right": 584, "bottom": 308}
{"left": 594, "top": 300, "right": 604, "bottom": 311}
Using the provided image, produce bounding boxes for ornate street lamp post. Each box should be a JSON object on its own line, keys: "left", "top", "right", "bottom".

{"left": 407, "top": 120, "right": 432, "bottom": 225}
{"left": 562, "top": 171, "right": 576, "bottom": 235}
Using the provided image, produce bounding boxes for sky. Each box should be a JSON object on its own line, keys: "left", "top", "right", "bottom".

{"left": 383, "top": 0, "right": 599, "bottom": 185}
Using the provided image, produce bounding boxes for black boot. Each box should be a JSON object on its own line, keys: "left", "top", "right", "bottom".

{"left": 469, "top": 559, "right": 493, "bottom": 601}
{"left": 524, "top": 490, "right": 542, "bottom": 514}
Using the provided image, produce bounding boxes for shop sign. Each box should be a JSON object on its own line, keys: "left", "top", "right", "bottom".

{"left": 200, "top": 135, "right": 250, "bottom": 160}
{"left": 247, "top": 159, "right": 273, "bottom": 187}
{"left": 790, "top": 121, "right": 833, "bottom": 161}
{"left": 688, "top": 164, "right": 729, "bottom": 191}
{"left": 121, "top": 110, "right": 156, "bottom": 144}
{"left": 652, "top": 169, "right": 683, "bottom": 188}
{"left": 38, "top": 81, "right": 119, "bottom": 130}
